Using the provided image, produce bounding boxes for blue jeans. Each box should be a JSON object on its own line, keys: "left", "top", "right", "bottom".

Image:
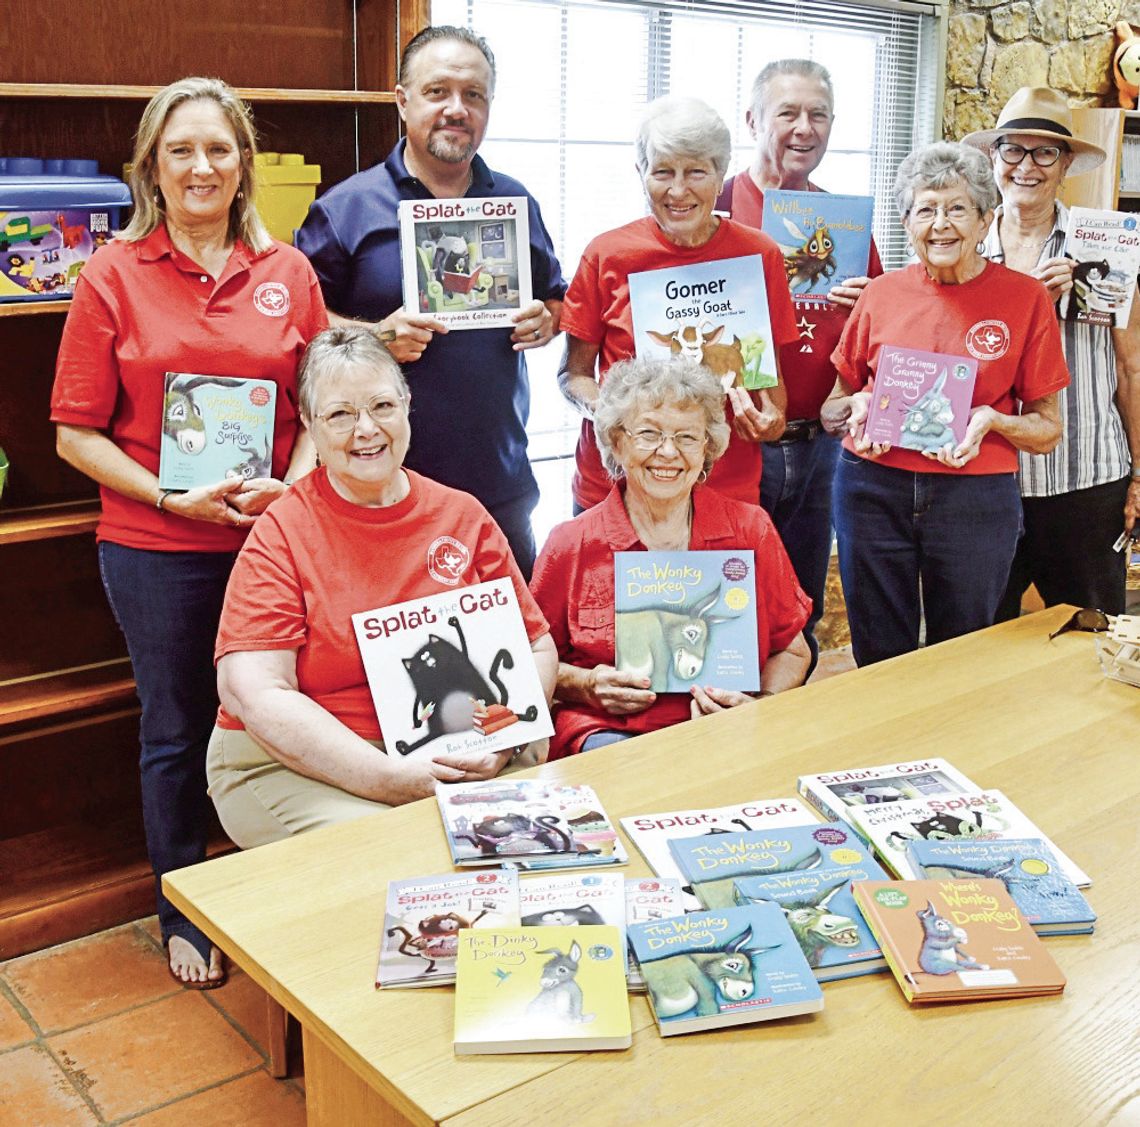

{"left": 833, "top": 452, "right": 1021, "bottom": 666}
{"left": 761, "top": 433, "right": 840, "bottom": 674}
{"left": 488, "top": 491, "right": 538, "bottom": 582}
{"left": 580, "top": 731, "right": 635, "bottom": 753}
{"left": 99, "top": 542, "right": 237, "bottom": 953}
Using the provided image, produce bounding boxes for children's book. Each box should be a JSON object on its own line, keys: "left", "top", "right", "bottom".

{"left": 158, "top": 373, "right": 276, "bottom": 490}
{"left": 351, "top": 578, "right": 553, "bottom": 759}
{"left": 905, "top": 838, "right": 1096, "bottom": 936}
{"left": 629, "top": 903, "right": 823, "bottom": 1035}
{"left": 376, "top": 870, "right": 519, "bottom": 988}
{"left": 1061, "top": 207, "right": 1140, "bottom": 327}
{"left": 436, "top": 779, "right": 627, "bottom": 870}
{"left": 520, "top": 871, "right": 628, "bottom": 975}
{"left": 619, "top": 797, "right": 818, "bottom": 910}
{"left": 398, "top": 196, "right": 532, "bottom": 330}
{"left": 796, "top": 758, "right": 979, "bottom": 828}
{"left": 614, "top": 550, "right": 759, "bottom": 694}
{"left": 732, "top": 859, "right": 889, "bottom": 982}
{"left": 848, "top": 789, "right": 1091, "bottom": 888}
{"left": 453, "top": 924, "right": 631, "bottom": 1053}
{"left": 852, "top": 879, "right": 1066, "bottom": 1003}
{"left": 761, "top": 190, "right": 874, "bottom": 300}
{"left": 862, "top": 346, "right": 978, "bottom": 452}
{"left": 667, "top": 822, "right": 878, "bottom": 909}
{"left": 627, "top": 254, "right": 778, "bottom": 390}
{"left": 624, "top": 877, "right": 685, "bottom": 991}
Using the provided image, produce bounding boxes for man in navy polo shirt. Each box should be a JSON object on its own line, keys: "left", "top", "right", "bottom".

{"left": 296, "top": 26, "right": 565, "bottom": 578}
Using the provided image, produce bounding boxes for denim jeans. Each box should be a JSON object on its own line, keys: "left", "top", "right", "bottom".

{"left": 833, "top": 452, "right": 1021, "bottom": 666}
{"left": 98, "top": 542, "right": 237, "bottom": 953}
{"left": 488, "top": 490, "right": 538, "bottom": 582}
{"left": 761, "top": 433, "right": 840, "bottom": 674}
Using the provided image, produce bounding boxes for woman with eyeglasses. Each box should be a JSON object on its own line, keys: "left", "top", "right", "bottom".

{"left": 205, "top": 327, "right": 556, "bottom": 847}
{"left": 822, "top": 141, "right": 1069, "bottom": 666}
{"left": 963, "top": 88, "right": 1140, "bottom": 620}
{"left": 531, "top": 355, "right": 811, "bottom": 758}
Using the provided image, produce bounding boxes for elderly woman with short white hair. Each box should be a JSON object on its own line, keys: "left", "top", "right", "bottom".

{"left": 558, "top": 94, "right": 799, "bottom": 515}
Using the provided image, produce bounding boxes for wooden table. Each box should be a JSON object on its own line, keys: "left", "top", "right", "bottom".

{"left": 165, "top": 608, "right": 1140, "bottom": 1126}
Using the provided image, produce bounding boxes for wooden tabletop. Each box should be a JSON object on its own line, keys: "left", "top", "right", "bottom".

{"left": 165, "top": 607, "right": 1140, "bottom": 1126}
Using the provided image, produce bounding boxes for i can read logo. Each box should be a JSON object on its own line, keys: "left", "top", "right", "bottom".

{"left": 253, "top": 281, "right": 290, "bottom": 317}
{"left": 965, "top": 319, "right": 1010, "bottom": 361}
{"left": 427, "top": 536, "right": 471, "bottom": 585}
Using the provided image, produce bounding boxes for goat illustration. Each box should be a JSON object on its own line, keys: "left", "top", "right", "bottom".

{"left": 646, "top": 323, "right": 745, "bottom": 391}
{"left": 525, "top": 942, "right": 595, "bottom": 1024}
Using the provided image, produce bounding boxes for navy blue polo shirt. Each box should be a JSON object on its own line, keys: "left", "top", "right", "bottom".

{"left": 295, "top": 141, "right": 566, "bottom": 509}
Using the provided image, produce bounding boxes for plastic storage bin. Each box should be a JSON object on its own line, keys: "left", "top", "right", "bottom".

{"left": 254, "top": 152, "right": 321, "bottom": 244}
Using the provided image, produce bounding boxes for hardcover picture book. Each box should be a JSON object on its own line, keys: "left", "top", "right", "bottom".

{"left": 629, "top": 903, "right": 823, "bottom": 1035}
{"left": 905, "top": 838, "right": 1096, "bottom": 936}
{"left": 158, "top": 373, "right": 276, "bottom": 491}
{"left": 852, "top": 879, "right": 1067, "bottom": 1003}
{"left": 520, "top": 871, "right": 627, "bottom": 974}
{"left": 453, "top": 924, "right": 631, "bottom": 1053}
{"left": 624, "top": 877, "right": 685, "bottom": 990}
{"left": 376, "top": 870, "right": 519, "bottom": 988}
{"left": 398, "top": 196, "right": 532, "bottom": 330}
{"left": 351, "top": 578, "right": 553, "bottom": 759}
{"left": 761, "top": 190, "right": 874, "bottom": 300}
{"left": 435, "top": 778, "right": 627, "bottom": 870}
{"left": 1062, "top": 207, "right": 1140, "bottom": 327}
{"left": 862, "top": 346, "right": 978, "bottom": 452}
{"left": 627, "top": 254, "right": 778, "bottom": 389}
{"left": 614, "top": 550, "right": 759, "bottom": 694}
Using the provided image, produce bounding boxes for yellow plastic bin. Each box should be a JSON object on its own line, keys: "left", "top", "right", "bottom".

{"left": 254, "top": 153, "right": 321, "bottom": 245}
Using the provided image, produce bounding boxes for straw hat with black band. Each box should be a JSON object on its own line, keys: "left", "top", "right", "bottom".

{"left": 962, "top": 87, "right": 1107, "bottom": 176}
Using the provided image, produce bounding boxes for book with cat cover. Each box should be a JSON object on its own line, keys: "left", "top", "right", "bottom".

{"left": 732, "top": 858, "right": 889, "bottom": 982}
{"left": 435, "top": 778, "right": 627, "bottom": 870}
{"left": 158, "top": 373, "right": 276, "bottom": 490}
{"left": 520, "top": 871, "right": 628, "bottom": 975}
{"left": 629, "top": 903, "right": 823, "bottom": 1035}
{"left": 619, "top": 797, "right": 819, "bottom": 911}
{"left": 1061, "top": 207, "right": 1140, "bottom": 327}
{"left": 350, "top": 578, "right": 553, "bottom": 760}
{"left": 848, "top": 789, "right": 1091, "bottom": 888}
{"left": 453, "top": 924, "right": 631, "bottom": 1054}
{"left": 760, "top": 190, "right": 874, "bottom": 301}
{"left": 624, "top": 877, "right": 685, "bottom": 990}
{"left": 905, "top": 838, "right": 1096, "bottom": 936}
{"left": 627, "top": 254, "right": 778, "bottom": 390}
{"left": 667, "top": 822, "right": 878, "bottom": 910}
{"left": 796, "top": 758, "right": 979, "bottom": 828}
{"left": 852, "top": 879, "right": 1066, "bottom": 1003}
{"left": 398, "top": 196, "right": 532, "bottom": 330}
{"left": 614, "top": 550, "right": 759, "bottom": 694}
{"left": 376, "top": 869, "right": 519, "bottom": 989}
{"left": 861, "top": 346, "right": 978, "bottom": 452}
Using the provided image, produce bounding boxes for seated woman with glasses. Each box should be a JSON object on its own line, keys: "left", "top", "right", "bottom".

{"left": 823, "top": 141, "right": 1069, "bottom": 667}
{"left": 206, "top": 326, "right": 556, "bottom": 848}
{"left": 530, "top": 355, "right": 811, "bottom": 757}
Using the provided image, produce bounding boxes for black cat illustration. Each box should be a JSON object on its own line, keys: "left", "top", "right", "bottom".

{"left": 395, "top": 616, "right": 538, "bottom": 754}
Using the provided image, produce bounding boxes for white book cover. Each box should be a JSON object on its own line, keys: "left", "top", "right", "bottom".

{"left": 1062, "top": 207, "right": 1140, "bottom": 327}
{"left": 624, "top": 877, "right": 685, "bottom": 990}
{"left": 521, "top": 871, "right": 628, "bottom": 974}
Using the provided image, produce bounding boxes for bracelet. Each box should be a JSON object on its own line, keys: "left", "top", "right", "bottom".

{"left": 156, "top": 488, "right": 177, "bottom": 512}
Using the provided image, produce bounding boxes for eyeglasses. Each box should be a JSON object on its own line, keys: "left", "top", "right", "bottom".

{"left": 994, "top": 142, "right": 1065, "bottom": 168}
{"left": 621, "top": 426, "right": 706, "bottom": 453}
{"left": 316, "top": 395, "right": 406, "bottom": 433}
{"left": 908, "top": 203, "right": 978, "bottom": 224}
{"left": 1049, "top": 608, "right": 1112, "bottom": 640}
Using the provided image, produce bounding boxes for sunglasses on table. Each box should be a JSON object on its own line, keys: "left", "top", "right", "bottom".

{"left": 1049, "top": 608, "right": 1112, "bottom": 640}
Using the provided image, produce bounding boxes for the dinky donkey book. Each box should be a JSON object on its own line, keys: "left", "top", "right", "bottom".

{"left": 614, "top": 551, "right": 759, "bottom": 694}
{"left": 453, "top": 924, "right": 632, "bottom": 1053}
{"left": 351, "top": 578, "right": 552, "bottom": 759}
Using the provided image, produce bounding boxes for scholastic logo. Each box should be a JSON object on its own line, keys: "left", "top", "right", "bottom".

{"left": 427, "top": 536, "right": 471, "bottom": 586}
{"left": 965, "top": 320, "right": 1010, "bottom": 361}
{"left": 253, "top": 282, "right": 290, "bottom": 317}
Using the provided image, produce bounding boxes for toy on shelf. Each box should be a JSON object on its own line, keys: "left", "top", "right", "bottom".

{"left": 253, "top": 152, "right": 321, "bottom": 245}
{"left": 1114, "top": 22, "right": 1140, "bottom": 109}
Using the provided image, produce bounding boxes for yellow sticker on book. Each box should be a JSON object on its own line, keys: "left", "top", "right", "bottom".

{"left": 724, "top": 586, "right": 750, "bottom": 611}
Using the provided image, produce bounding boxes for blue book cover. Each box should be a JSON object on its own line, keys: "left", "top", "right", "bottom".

{"left": 629, "top": 903, "right": 823, "bottom": 1035}
{"left": 627, "top": 254, "right": 777, "bottom": 390}
{"left": 733, "top": 861, "right": 889, "bottom": 981}
{"left": 761, "top": 190, "right": 874, "bottom": 300}
{"left": 667, "top": 822, "right": 877, "bottom": 909}
{"left": 905, "top": 838, "right": 1096, "bottom": 936}
{"left": 614, "top": 550, "right": 759, "bottom": 693}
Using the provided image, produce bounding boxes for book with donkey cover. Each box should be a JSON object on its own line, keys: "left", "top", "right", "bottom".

{"left": 624, "top": 878, "right": 685, "bottom": 990}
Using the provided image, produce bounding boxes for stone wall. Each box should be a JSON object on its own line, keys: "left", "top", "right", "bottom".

{"left": 944, "top": 0, "right": 1140, "bottom": 139}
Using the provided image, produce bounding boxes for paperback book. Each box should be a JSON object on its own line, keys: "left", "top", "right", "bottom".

{"left": 453, "top": 924, "right": 631, "bottom": 1054}
{"left": 852, "top": 879, "right": 1066, "bottom": 1003}
{"left": 629, "top": 903, "right": 823, "bottom": 1035}
{"left": 1061, "top": 207, "right": 1140, "bottom": 327}
{"left": 398, "top": 196, "right": 532, "bottom": 330}
{"left": 614, "top": 550, "right": 759, "bottom": 693}
{"left": 627, "top": 254, "right": 778, "bottom": 389}
{"left": 624, "top": 877, "right": 685, "bottom": 990}
{"left": 351, "top": 578, "right": 553, "bottom": 759}
{"left": 376, "top": 870, "right": 519, "bottom": 988}
{"left": 905, "top": 838, "right": 1096, "bottom": 936}
{"left": 158, "top": 373, "right": 276, "bottom": 490}
{"left": 520, "top": 871, "right": 628, "bottom": 974}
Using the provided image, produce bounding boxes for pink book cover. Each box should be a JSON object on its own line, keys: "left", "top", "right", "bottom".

{"left": 863, "top": 346, "right": 977, "bottom": 451}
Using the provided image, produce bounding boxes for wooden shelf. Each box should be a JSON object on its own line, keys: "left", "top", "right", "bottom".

{"left": 0, "top": 500, "right": 100, "bottom": 545}
{"left": 0, "top": 82, "right": 396, "bottom": 104}
{"left": 0, "top": 300, "right": 71, "bottom": 318}
{"left": 0, "top": 658, "right": 137, "bottom": 731}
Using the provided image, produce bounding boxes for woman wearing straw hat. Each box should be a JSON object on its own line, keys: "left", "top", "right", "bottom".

{"left": 964, "top": 87, "right": 1140, "bottom": 618}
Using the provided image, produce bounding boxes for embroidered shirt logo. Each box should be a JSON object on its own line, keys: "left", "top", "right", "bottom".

{"left": 965, "top": 320, "right": 1010, "bottom": 361}
{"left": 427, "top": 536, "right": 471, "bottom": 586}
{"left": 253, "top": 282, "right": 290, "bottom": 317}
